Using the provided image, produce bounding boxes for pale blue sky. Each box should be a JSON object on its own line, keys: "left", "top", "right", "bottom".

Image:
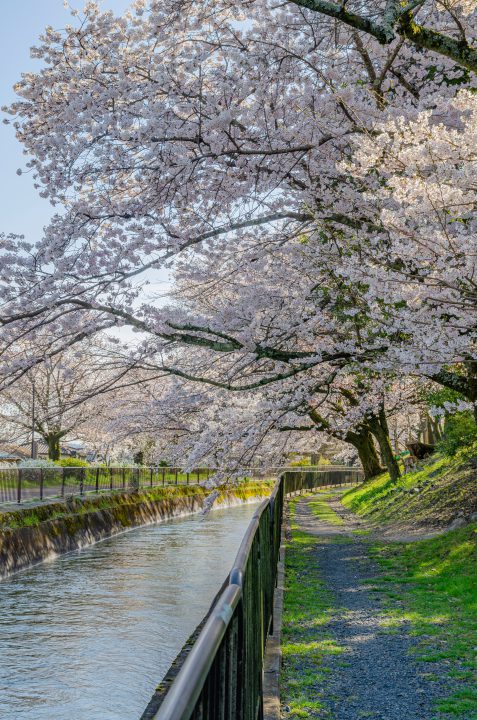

{"left": 1, "top": 0, "right": 133, "bottom": 242}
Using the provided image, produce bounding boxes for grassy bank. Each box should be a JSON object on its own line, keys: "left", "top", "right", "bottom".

{"left": 342, "top": 452, "right": 477, "bottom": 528}
{"left": 0, "top": 480, "right": 273, "bottom": 531}
{"left": 370, "top": 524, "right": 477, "bottom": 718}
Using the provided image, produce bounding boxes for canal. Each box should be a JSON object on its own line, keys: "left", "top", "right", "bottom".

{"left": 0, "top": 502, "right": 259, "bottom": 719}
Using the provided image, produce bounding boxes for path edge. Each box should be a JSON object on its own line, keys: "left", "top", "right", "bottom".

{"left": 263, "top": 526, "right": 286, "bottom": 720}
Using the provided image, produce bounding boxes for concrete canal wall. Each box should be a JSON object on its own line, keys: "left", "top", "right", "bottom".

{"left": 0, "top": 482, "right": 272, "bottom": 579}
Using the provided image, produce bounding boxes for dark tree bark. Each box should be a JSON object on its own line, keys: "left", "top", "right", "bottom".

{"left": 366, "top": 406, "right": 401, "bottom": 483}
{"left": 45, "top": 432, "right": 62, "bottom": 461}
{"left": 309, "top": 407, "right": 384, "bottom": 480}
{"left": 289, "top": 1, "right": 477, "bottom": 74}
{"left": 346, "top": 426, "right": 385, "bottom": 480}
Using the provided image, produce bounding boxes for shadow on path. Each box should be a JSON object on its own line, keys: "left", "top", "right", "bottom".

{"left": 290, "top": 496, "right": 448, "bottom": 720}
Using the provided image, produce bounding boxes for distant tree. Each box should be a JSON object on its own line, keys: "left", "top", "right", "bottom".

{"left": 0, "top": 338, "right": 122, "bottom": 460}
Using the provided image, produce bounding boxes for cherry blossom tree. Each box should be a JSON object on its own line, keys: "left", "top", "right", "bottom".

{"left": 1, "top": 0, "right": 477, "bottom": 476}
{"left": 333, "top": 88, "right": 477, "bottom": 412}
{"left": 0, "top": 336, "right": 131, "bottom": 459}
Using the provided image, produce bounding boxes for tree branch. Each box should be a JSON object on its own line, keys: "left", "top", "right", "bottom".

{"left": 398, "top": 12, "right": 477, "bottom": 74}
{"left": 428, "top": 369, "right": 470, "bottom": 398}
{"left": 289, "top": 0, "right": 477, "bottom": 74}
{"left": 289, "top": 0, "right": 395, "bottom": 43}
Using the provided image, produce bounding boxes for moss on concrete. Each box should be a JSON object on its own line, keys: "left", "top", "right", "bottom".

{"left": 0, "top": 481, "right": 273, "bottom": 578}
{"left": 0, "top": 481, "right": 273, "bottom": 531}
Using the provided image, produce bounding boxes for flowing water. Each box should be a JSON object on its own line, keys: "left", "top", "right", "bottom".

{"left": 0, "top": 502, "right": 259, "bottom": 720}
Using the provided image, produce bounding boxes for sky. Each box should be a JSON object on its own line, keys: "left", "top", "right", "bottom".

{"left": 1, "top": 0, "right": 171, "bottom": 318}
{"left": 1, "top": 0, "right": 134, "bottom": 242}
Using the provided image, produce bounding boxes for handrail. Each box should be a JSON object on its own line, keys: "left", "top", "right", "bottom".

{"left": 229, "top": 499, "right": 268, "bottom": 586}
{"left": 155, "top": 583, "right": 243, "bottom": 720}
{"left": 147, "top": 467, "right": 362, "bottom": 720}
{"left": 153, "top": 496, "right": 274, "bottom": 720}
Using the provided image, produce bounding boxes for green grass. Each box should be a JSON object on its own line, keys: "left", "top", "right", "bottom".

{"left": 281, "top": 500, "right": 344, "bottom": 718}
{"left": 342, "top": 452, "right": 477, "bottom": 527}
{"left": 371, "top": 524, "right": 477, "bottom": 719}
{"left": 307, "top": 495, "right": 344, "bottom": 526}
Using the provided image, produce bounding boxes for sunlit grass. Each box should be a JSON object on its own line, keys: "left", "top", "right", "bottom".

{"left": 307, "top": 497, "right": 344, "bottom": 526}
{"left": 342, "top": 454, "right": 450, "bottom": 518}
{"left": 371, "top": 524, "right": 477, "bottom": 718}
{"left": 341, "top": 450, "right": 477, "bottom": 531}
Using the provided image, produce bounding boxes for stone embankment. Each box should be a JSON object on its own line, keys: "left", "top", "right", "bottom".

{"left": 0, "top": 482, "right": 272, "bottom": 578}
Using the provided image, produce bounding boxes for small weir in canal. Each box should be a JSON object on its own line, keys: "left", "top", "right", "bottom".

{"left": 0, "top": 502, "right": 259, "bottom": 720}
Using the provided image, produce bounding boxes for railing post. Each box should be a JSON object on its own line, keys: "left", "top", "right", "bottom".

{"left": 186, "top": 472, "right": 190, "bottom": 485}
{"left": 109, "top": 467, "right": 113, "bottom": 491}
{"left": 175, "top": 468, "right": 178, "bottom": 485}
{"left": 162, "top": 467, "right": 165, "bottom": 486}
{"left": 150, "top": 467, "right": 153, "bottom": 488}
{"left": 80, "top": 467, "right": 84, "bottom": 496}
{"left": 61, "top": 468, "right": 65, "bottom": 498}
{"left": 146, "top": 473, "right": 320, "bottom": 720}
{"left": 197, "top": 468, "right": 200, "bottom": 484}
{"left": 39, "top": 468, "right": 44, "bottom": 501}
{"left": 17, "top": 468, "right": 22, "bottom": 504}
{"left": 122, "top": 467, "right": 126, "bottom": 490}
{"left": 95, "top": 467, "right": 100, "bottom": 494}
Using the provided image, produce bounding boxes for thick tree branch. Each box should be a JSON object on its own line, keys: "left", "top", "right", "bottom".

{"left": 43, "top": 298, "right": 372, "bottom": 366}
{"left": 428, "top": 369, "right": 470, "bottom": 398}
{"left": 289, "top": 1, "right": 396, "bottom": 43}
{"left": 289, "top": 0, "right": 477, "bottom": 73}
{"left": 398, "top": 12, "right": 477, "bottom": 74}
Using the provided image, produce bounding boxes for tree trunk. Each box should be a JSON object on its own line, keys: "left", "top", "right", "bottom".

{"left": 429, "top": 416, "right": 443, "bottom": 443}
{"left": 465, "top": 361, "right": 477, "bottom": 425}
{"left": 308, "top": 406, "right": 383, "bottom": 480}
{"left": 45, "top": 433, "right": 62, "bottom": 461}
{"left": 347, "top": 427, "right": 384, "bottom": 480}
{"left": 367, "top": 407, "right": 401, "bottom": 483}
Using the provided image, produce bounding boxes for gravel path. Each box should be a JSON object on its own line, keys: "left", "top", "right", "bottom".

{"left": 292, "top": 495, "right": 448, "bottom": 720}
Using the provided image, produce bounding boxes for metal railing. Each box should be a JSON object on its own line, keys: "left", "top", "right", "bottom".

{"left": 282, "top": 466, "right": 363, "bottom": 490}
{"left": 0, "top": 464, "right": 359, "bottom": 506}
{"left": 145, "top": 467, "right": 362, "bottom": 720}
{"left": 0, "top": 466, "right": 217, "bottom": 505}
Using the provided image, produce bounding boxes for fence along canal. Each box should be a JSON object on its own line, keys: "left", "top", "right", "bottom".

{"left": 143, "top": 467, "right": 362, "bottom": 720}
{"left": 0, "top": 466, "right": 213, "bottom": 505}
{"left": 0, "top": 464, "right": 358, "bottom": 505}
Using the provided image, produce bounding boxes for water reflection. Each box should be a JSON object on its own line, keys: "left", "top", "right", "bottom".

{"left": 0, "top": 503, "right": 258, "bottom": 720}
